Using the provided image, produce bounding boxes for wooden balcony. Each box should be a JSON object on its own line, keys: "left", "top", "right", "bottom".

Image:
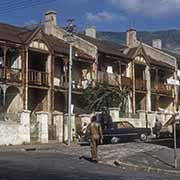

{"left": 135, "top": 79, "right": 147, "bottom": 91}
{"left": 0, "top": 67, "right": 21, "bottom": 83}
{"left": 121, "top": 76, "right": 133, "bottom": 89}
{"left": 151, "top": 82, "right": 172, "bottom": 96}
{"left": 28, "top": 69, "right": 49, "bottom": 86}
{"left": 97, "top": 71, "right": 120, "bottom": 86}
{"left": 97, "top": 71, "right": 133, "bottom": 89}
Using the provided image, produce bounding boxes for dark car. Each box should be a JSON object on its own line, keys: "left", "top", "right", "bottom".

{"left": 79, "top": 121, "right": 151, "bottom": 145}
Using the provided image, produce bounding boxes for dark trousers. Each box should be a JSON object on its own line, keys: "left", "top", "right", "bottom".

{"left": 90, "top": 138, "right": 99, "bottom": 160}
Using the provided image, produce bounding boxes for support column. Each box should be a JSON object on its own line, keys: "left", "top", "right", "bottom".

{"left": 156, "top": 95, "right": 160, "bottom": 111}
{"left": 46, "top": 54, "right": 52, "bottom": 124}
{"left": 132, "top": 62, "right": 136, "bottom": 113}
{"left": 63, "top": 57, "right": 68, "bottom": 112}
{"left": 118, "top": 61, "right": 121, "bottom": 87}
{"left": 36, "top": 111, "right": 49, "bottom": 143}
{"left": 3, "top": 47, "right": 7, "bottom": 77}
{"left": 51, "top": 54, "right": 55, "bottom": 114}
{"left": 21, "top": 47, "right": 28, "bottom": 110}
{"left": 126, "top": 62, "right": 133, "bottom": 113}
{"left": 53, "top": 112, "right": 64, "bottom": 142}
{"left": 146, "top": 65, "right": 151, "bottom": 112}
{"left": 1, "top": 85, "right": 7, "bottom": 107}
{"left": 20, "top": 110, "right": 31, "bottom": 143}
{"left": 92, "top": 55, "right": 98, "bottom": 86}
{"left": 174, "top": 71, "right": 178, "bottom": 111}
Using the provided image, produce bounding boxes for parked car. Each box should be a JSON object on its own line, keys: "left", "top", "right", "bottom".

{"left": 79, "top": 121, "right": 151, "bottom": 145}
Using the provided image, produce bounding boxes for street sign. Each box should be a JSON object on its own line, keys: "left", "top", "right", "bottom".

{"left": 167, "top": 78, "right": 179, "bottom": 86}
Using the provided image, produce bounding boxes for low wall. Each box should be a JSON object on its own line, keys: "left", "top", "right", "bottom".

{"left": 110, "top": 108, "right": 173, "bottom": 129}
{"left": 63, "top": 114, "right": 76, "bottom": 142}
{"left": 0, "top": 110, "right": 30, "bottom": 146}
{"left": 118, "top": 117, "right": 144, "bottom": 128}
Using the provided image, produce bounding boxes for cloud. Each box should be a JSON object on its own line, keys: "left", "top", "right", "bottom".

{"left": 86, "top": 11, "right": 117, "bottom": 22}
{"left": 24, "top": 19, "right": 38, "bottom": 26}
{"left": 108, "top": 0, "right": 180, "bottom": 17}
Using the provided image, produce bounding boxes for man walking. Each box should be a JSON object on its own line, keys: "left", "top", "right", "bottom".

{"left": 153, "top": 118, "right": 162, "bottom": 138}
{"left": 87, "top": 115, "right": 103, "bottom": 163}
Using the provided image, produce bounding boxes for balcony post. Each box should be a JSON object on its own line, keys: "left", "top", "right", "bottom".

{"left": 21, "top": 47, "right": 28, "bottom": 110}
{"left": 63, "top": 57, "right": 68, "bottom": 112}
{"left": 174, "top": 71, "right": 178, "bottom": 111}
{"left": 145, "top": 65, "right": 151, "bottom": 112}
{"left": 118, "top": 61, "right": 121, "bottom": 87}
{"left": 51, "top": 54, "right": 55, "bottom": 114}
{"left": 47, "top": 54, "right": 52, "bottom": 124}
{"left": 3, "top": 47, "right": 7, "bottom": 78}
{"left": 132, "top": 62, "right": 136, "bottom": 113}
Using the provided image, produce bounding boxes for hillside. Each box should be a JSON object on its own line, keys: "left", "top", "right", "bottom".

{"left": 97, "top": 30, "right": 180, "bottom": 53}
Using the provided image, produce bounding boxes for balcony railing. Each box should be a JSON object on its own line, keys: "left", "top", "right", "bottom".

{"left": 135, "top": 79, "right": 147, "bottom": 91}
{"left": 97, "top": 71, "right": 133, "bottom": 88}
{"left": 28, "top": 69, "right": 49, "bottom": 86}
{"left": 0, "top": 67, "right": 21, "bottom": 82}
{"left": 97, "top": 71, "right": 120, "bottom": 86}
{"left": 121, "top": 76, "right": 133, "bottom": 89}
{"left": 151, "top": 81, "right": 172, "bottom": 95}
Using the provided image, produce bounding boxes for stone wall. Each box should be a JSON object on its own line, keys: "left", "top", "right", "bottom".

{"left": 0, "top": 110, "right": 30, "bottom": 145}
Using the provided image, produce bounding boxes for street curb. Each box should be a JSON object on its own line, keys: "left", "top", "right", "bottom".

{"left": 114, "top": 160, "right": 180, "bottom": 176}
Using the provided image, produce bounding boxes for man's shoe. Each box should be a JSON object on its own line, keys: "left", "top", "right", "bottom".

{"left": 92, "top": 159, "right": 98, "bottom": 163}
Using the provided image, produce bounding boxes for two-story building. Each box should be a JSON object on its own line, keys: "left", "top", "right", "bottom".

{"left": 1, "top": 10, "right": 180, "bottom": 145}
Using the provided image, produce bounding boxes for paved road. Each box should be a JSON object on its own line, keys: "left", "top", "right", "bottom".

{"left": 0, "top": 152, "right": 179, "bottom": 180}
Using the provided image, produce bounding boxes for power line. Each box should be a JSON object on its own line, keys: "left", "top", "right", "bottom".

{"left": 0, "top": 0, "right": 57, "bottom": 15}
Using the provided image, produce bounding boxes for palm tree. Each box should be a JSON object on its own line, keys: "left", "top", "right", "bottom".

{"left": 82, "top": 83, "right": 129, "bottom": 112}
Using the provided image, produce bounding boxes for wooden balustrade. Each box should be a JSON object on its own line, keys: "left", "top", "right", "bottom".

{"left": 97, "top": 71, "right": 120, "bottom": 86}
{"left": 28, "top": 69, "right": 49, "bottom": 86}
{"left": 121, "top": 76, "right": 133, "bottom": 89}
{"left": 0, "top": 67, "right": 21, "bottom": 82}
{"left": 97, "top": 71, "right": 132, "bottom": 88}
{"left": 135, "top": 79, "right": 147, "bottom": 91}
{"left": 151, "top": 81, "right": 172, "bottom": 95}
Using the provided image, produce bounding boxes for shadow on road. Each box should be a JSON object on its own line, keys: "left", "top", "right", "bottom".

{"left": 146, "top": 138, "right": 180, "bottom": 149}
{"left": 144, "top": 151, "right": 175, "bottom": 168}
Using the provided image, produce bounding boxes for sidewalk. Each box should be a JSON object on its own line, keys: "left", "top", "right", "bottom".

{"left": 0, "top": 142, "right": 180, "bottom": 174}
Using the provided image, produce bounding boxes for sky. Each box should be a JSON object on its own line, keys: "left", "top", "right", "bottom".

{"left": 1, "top": 0, "right": 180, "bottom": 32}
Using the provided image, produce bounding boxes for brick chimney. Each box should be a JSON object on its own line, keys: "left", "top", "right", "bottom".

{"left": 126, "top": 28, "right": 138, "bottom": 47}
{"left": 152, "top": 39, "right": 162, "bottom": 49}
{"left": 45, "top": 11, "right": 57, "bottom": 35}
{"left": 85, "top": 26, "right": 96, "bottom": 39}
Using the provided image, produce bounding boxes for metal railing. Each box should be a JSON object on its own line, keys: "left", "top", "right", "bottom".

{"left": 28, "top": 69, "right": 49, "bottom": 86}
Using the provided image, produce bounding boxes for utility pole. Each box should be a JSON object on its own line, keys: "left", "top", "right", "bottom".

{"left": 64, "top": 19, "right": 76, "bottom": 146}
{"left": 167, "top": 78, "right": 179, "bottom": 168}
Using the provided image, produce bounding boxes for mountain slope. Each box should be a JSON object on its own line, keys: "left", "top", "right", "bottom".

{"left": 97, "top": 30, "right": 180, "bottom": 53}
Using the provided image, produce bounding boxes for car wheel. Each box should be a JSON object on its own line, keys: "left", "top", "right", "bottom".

{"left": 139, "top": 133, "right": 147, "bottom": 142}
{"left": 111, "top": 137, "right": 120, "bottom": 144}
